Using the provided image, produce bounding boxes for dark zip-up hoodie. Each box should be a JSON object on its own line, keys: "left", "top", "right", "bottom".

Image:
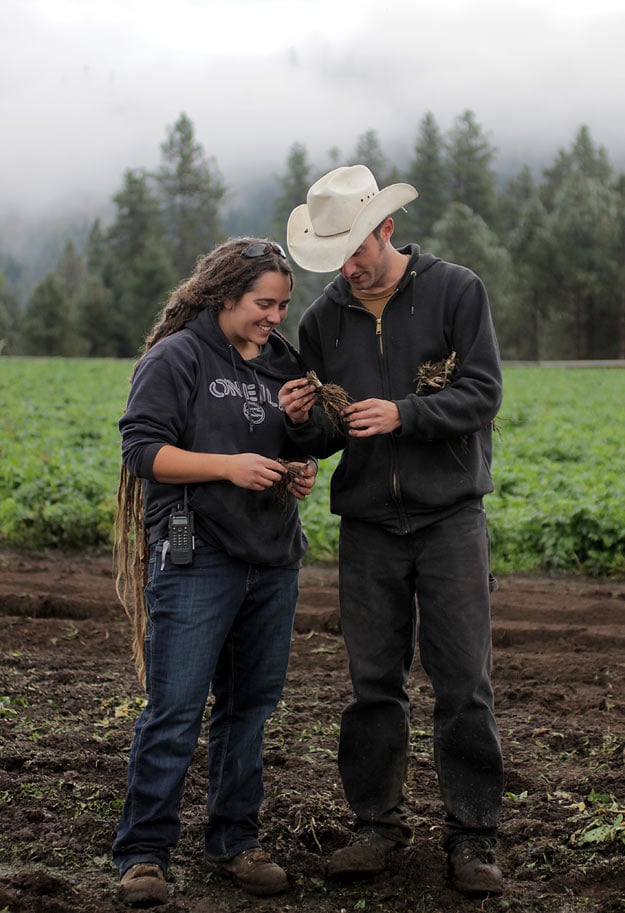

{"left": 285, "top": 244, "right": 503, "bottom": 534}
{"left": 120, "top": 308, "right": 309, "bottom": 566}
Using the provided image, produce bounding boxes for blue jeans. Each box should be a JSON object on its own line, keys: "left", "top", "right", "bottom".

{"left": 337, "top": 505, "right": 503, "bottom": 849}
{"left": 112, "top": 540, "right": 299, "bottom": 876}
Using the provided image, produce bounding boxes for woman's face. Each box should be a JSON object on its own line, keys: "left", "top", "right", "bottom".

{"left": 219, "top": 270, "right": 291, "bottom": 354}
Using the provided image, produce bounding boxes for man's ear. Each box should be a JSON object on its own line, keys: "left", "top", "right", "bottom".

{"left": 382, "top": 216, "right": 395, "bottom": 242}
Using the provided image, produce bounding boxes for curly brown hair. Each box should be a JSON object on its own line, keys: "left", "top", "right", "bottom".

{"left": 113, "top": 237, "right": 294, "bottom": 685}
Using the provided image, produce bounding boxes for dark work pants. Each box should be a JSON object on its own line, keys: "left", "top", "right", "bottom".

{"left": 337, "top": 504, "right": 503, "bottom": 849}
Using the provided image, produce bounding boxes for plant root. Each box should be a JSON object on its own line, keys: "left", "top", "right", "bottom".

{"left": 306, "top": 370, "right": 351, "bottom": 433}
{"left": 415, "top": 351, "right": 459, "bottom": 395}
{"left": 274, "top": 459, "right": 305, "bottom": 508}
{"left": 415, "top": 351, "right": 499, "bottom": 444}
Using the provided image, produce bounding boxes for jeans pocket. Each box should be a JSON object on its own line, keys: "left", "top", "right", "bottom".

{"left": 144, "top": 542, "right": 167, "bottom": 625}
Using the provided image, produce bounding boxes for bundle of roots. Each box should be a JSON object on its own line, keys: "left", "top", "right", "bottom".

{"left": 415, "top": 351, "right": 459, "bottom": 395}
{"left": 306, "top": 370, "right": 351, "bottom": 433}
{"left": 415, "top": 351, "right": 499, "bottom": 440}
{"left": 274, "top": 459, "right": 305, "bottom": 507}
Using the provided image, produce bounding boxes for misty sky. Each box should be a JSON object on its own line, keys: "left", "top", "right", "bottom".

{"left": 1, "top": 0, "right": 624, "bottom": 219}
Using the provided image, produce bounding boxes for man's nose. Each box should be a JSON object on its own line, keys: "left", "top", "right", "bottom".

{"left": 341, "top": 258, "right": 356, "bottom": 279}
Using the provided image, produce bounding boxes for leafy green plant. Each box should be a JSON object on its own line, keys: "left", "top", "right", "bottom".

{"left": 2, "top": 360, "right": 625, "bottom": 575}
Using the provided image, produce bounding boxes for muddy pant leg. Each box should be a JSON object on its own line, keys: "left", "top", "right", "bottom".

{"left": 415, "top": 505, "right": 504, "bottom": 849}
{"left": 337, "top": 519, "right": 417, "bottom": 843}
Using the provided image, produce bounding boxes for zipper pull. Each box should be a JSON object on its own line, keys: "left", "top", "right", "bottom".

{"left": 376, "top": 317, "right": 382, "bottom": 335}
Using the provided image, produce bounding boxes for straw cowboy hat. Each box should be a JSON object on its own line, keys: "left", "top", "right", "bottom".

{"left": 287, "top": 165, "right": 418, "bottom": 272}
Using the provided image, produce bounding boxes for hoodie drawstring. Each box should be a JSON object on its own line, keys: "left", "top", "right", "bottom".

{"left": 410, "top": 270, "right": 417, "bottom": 315}
{"left": 229, "top": 345, "right": 257, "bottom": 433}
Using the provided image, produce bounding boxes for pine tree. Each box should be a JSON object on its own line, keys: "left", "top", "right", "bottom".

{"left": 272, "top": 142, "right": 314, "bottom": 245}
{"left": 0, "top": 273, "right": 20, "bottom": 354}
{"left": 507, "top": 194, "right": 549, "bottom": 359}
{"left": 541, "top": 172, "right": 620, "bottom": 358}
{"left": 425, "top": 203, "right": 514, "bottom": 352}
{"left": 19, "top": 274, "right": 76, "bottom": 355}
{"left": 56, "top": 240, "right": 84, "bottom": 300}
{"left": 157, "top": 112, "right": 227, "bottom": 277}
{"left": 403, "top": 112, "right": 447, "bottom": 240}
{"left": 350, "top": 129, "right": 395, "bottom": 185}
{"left": 496, "top": 164, "right": 537, "bottom": 242}
{"left": 541, "top": 125, "right": 613, "bottom": 209}
{"left": 272, "top": 142, "right": 332, "bottom": 340}
{"left": 75, "top": 277, "right": 118, "bottom": 357}
{"left": 445, "top": 110, "right": 498, "bottom": 226}
{"left": 105, "top": 169, "right": 176, "bottom": 355}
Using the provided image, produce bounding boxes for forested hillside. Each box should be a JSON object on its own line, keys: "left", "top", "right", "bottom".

{"left": 1, "top": 110, "right": 624, "bottom": 360}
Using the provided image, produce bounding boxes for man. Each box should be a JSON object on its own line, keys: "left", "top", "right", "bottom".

{"left": 279, "top": 165, "right": 504, "bottom": 896}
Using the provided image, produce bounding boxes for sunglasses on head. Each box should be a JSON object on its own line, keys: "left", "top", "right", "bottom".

{"left": 240, "top": 241, "right": 288, "bottom": 260}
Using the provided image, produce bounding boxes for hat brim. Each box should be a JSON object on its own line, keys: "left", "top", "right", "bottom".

{"left": 287, "top": 183, "right": 418, "bottom": 272}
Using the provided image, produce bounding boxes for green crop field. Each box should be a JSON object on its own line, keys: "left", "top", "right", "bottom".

{"left": 1, "top": 358, "right": 624, "bottom": 577}
{"left": 489, "top": 366, "right": 625, "bottom": 576}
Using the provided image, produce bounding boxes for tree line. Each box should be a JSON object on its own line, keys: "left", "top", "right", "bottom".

{"left": 1, "top": 110, "right": 624, "bottom": 360}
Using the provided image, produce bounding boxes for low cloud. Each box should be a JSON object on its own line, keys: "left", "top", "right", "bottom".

{"left": 1, "top": 0, "right": 624, "bottom": 218}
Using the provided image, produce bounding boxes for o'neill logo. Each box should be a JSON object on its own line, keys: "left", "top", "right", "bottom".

{"left": 243, "top": 402, "right": 266, "bottom": 425}
{"left": 209, "top": 377, "right": 277, "bottom": 426}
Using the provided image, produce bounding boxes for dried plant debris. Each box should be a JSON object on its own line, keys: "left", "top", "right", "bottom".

{"left": 306, "top": 370, "right": 351, "bottom": 433}
{"left": 415, "top": 351, "right": 459, "bottom": 395}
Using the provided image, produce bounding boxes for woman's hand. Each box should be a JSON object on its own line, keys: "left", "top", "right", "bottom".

{"left": 226, "top": 453, "right": 287, "bottom": 490}
{"left": 279, "top": 378, "right": 317, "bottom": 425}
{"left": 152, "top": 444, "right": 286, "bottom": 489}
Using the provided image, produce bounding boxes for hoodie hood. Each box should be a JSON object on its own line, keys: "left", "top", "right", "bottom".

{"left": 185, "top": 307, "right": 306, "bottom": 382}
{"left": 322, "top": 244, "right": 440, "bottom": 308}
{"left": 318, "top": 244, "right": 440, "bottom": 349}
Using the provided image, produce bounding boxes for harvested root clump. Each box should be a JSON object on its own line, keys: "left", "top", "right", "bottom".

{"left": 415, "top": 351, "right": 499, "bottom": 443}
{"left": 274, "top": 459, "right": 305, "bottom": 508}
{"left": 306, "top": 370, "right": 351, "bottom": 433}
{"left": 415, "top": 351, "right": 459, "bottom": 395}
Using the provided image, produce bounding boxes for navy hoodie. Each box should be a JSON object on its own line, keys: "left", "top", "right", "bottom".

{"left": 285, "top": 244, "right": 503, "bottom": 534}
{"left": 120, "top": 308, "right": 309, "bottom": 566}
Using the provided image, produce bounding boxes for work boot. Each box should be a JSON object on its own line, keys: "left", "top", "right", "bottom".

{"left": 212, "top": 848, "right": 288, "bottom": 896}
{"left": 118, "top": 863, "right": 168, "bottom": 907}
{"left": 447, "top": 838, "right": 503, "bottom": 895}
{"left": 327, "top": 829, "right": 399, "bottom": 878}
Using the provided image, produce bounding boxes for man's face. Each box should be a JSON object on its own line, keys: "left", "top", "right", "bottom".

{"left": 340, "top": 223, "right": 392, "bottom": 292}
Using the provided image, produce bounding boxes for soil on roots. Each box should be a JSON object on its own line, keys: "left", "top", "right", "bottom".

{"left": 1, "top": 549, "right": 625, "bottom": 913}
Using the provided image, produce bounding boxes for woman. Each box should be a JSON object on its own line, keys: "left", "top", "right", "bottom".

{"left": 112, "top": 238, "right": 316, "bottom": 907}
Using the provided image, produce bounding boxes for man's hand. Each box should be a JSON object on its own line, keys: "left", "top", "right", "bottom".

{"left": 279, "top": 378, "right": 317, "bottom": 425}
{"left": 342, "top": 399, "right": 401, "bottom": 437}
{"left": 283, "top": 459, "right": 318, "bottom": 500}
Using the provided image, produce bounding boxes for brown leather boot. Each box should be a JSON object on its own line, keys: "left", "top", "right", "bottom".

{"left": 212, "top": 848, "right": 288, "bottom": 896}
{"left": 118, "top": 863, "right": 168, "bottom": 907}
{"left": 327, "top": 829, "right": 400, "bottom": 878}
{"left": 448, "top": 839, "right": 503, "bottom": 895}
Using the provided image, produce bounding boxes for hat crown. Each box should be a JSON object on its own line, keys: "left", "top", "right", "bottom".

{"left": 307, "top": 166, "right": 380, "bottom": 238}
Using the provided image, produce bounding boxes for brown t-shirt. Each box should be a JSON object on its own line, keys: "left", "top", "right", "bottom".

{"left": 350, "top": 283, "right": 397, "bottom": 318}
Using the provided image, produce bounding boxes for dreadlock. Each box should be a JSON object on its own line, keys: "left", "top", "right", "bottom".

{"left": 113, "top": 237, "right": 294, "bottom": 685}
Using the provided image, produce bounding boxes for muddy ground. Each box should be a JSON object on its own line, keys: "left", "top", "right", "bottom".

{"left": 1, "top": 549, "right": 625, "bottom": 913}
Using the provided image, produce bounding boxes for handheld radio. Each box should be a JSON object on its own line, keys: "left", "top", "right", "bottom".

{"left": 168, "top": 488, "right": 195, "bottom": 565}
